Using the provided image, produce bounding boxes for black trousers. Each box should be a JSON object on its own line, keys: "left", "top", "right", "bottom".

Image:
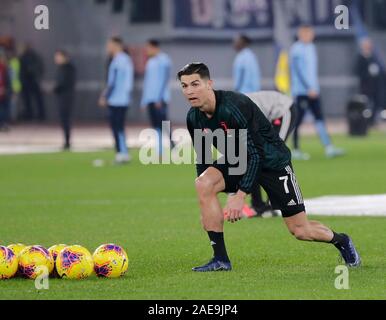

{"left": 21, "top": 80, "right": 46, "bottom": 120}
{"left": 293, "top": 96, "right": 324, "bottom": 150}
{"left": 57, "top": 93, "right": 74, "bottom": 147}
{"left": 147, "top": 102, "right": 168, "bottom": 129}
{"left": 147, "top": 102, "right": 174, "bottom": 149}
{"left": 108, "top": 106, "right": 128, "bottom": 154}
{"left": 364, "top": 90, "right": 384, "bottom": 125}
{"left": 0, "top": 98, "right": 10, "bottom": 126}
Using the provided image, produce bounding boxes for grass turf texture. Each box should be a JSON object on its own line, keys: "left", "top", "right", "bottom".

{"left": 0, "top": 132, "right": 385, "bottom": 300}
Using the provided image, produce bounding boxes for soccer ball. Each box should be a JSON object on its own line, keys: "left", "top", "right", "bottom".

{"left": 93, "top": 244, "right": 129, "bottom": 278}
{"left": 56, "top": 245, "right": 94, "bottom": 279}
{"left": 48, "top": 244, "right": 68, "bottom": 277}
{"left": 7, "top": 244, "right": 26, "bottom": 257}
{"left": 18, "top": 245, "right": 54, "bottom": 279}
{"left": 6, "top": 244, "right": 27, "bottom": 277}
{"left": 0, "top": 246, "right": 18, "bottom": 279}
{"left": 48, "top": 244, "right": 68, "bottom": 262}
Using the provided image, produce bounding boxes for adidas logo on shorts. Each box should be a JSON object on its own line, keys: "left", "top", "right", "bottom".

{"left": 287, "top": 199, "right": 297, "bottom": 206}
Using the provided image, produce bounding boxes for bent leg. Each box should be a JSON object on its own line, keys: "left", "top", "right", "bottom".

{"left": 195, "top": 167, "right": 226, "bottom": 232}
{"left": 193, "top": 167, "right": 232, "bottom": 266}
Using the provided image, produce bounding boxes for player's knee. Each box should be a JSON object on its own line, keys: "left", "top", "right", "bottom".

{"left": 195, "top": 176, "right": 215, "bottom": 197}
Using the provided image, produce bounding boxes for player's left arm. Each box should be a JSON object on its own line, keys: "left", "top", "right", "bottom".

{"left": 225, "top": 96, "right": 261, "bottom": 223}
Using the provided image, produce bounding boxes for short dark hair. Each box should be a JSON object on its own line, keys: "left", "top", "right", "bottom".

{"left": 110, "top": 36, "right": 123, "bottom": 46}
{"left": 239, "top": 34, "right": 252, "bottom": 45}
{"left": 148, "top": 39, "right": 160, "bottom": 47}
{"left": 177, "top": 62, "right": 211, "bottom": 80}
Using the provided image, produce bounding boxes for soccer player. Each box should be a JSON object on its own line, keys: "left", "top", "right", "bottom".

{"left": 357, "top": 38, "right": 386, "bottom": 126}
{"left": 290, "top": 25, "right": 344, "bottom": 160}
{"left": 99, "top": 37, "right": 133, "bottom": 164}
{"left": 245, "top": 91, "right": 297, "bottom": 216}
{"left": 53, "top": 49, "right": 76, "bottom": 150}
{"left": 233, "top": 34, "right": 261, "bottom": 94}
{"left": 141, "top": 39, "right": 175, "bottom": 155}
{"left": 178, "top": 62, "right": 361, "bottom": 272}
{"left": 19, "top": 44, "right": 46, "bottom": 121}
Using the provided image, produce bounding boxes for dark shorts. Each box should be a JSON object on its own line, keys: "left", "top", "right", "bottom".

{"left": 203, "top": 162, "right": 305, "bottom": 218}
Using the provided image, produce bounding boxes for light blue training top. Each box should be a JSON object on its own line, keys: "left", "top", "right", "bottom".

{"left": 141, "top": 52, "right": 172, "bottom": 106}
{"left": 106, "top": 51, "right": 134, "bottom": 107}
{"left": 290, "top": 41, "right": 320, "bottom": 97}
{"left": 233, "top": 48, "right": 261, "bottom": 94}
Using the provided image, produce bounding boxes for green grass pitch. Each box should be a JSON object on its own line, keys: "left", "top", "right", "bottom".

{"left": 0, "top": 132, "right": 386, "bottom": 300}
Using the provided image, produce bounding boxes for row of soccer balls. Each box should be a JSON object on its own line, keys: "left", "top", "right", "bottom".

{"left": 0, "top": 243, "right": 129, "bottom": 279}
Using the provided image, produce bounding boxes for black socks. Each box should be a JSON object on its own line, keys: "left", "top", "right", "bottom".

{"left": 330, "top": 231, "right": 347, "bottom": 248}
{"left": 207, "top": 231, "right": 230, "bottom": 262}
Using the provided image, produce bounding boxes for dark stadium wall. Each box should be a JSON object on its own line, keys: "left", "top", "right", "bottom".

{"left": 3, "top": 0, "right": 386, "bottom": 123}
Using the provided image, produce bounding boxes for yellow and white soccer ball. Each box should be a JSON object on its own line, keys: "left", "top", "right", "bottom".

{"left": 56, "top": 245, "right": 94, "bottom": 279}
{"left": 0, "top": 246, "right": 18, "bottom": 279}
{"left": 7, "top": 244, "right": 26, "bottom": 257}
{"left": 93, "top": 244, "right": 129, "bottom": 278}
{"left": 18, "top": 245, "right": 54, "bottom": 279}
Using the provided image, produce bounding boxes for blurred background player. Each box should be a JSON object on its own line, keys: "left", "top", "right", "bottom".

{"left": 53, "top": 49, "right": 76, "bottom": 151}
{"left": 141, "top": 39, "right": 175, "bottom": 156}
{"left": 99, "top": 37, "right": 133, "bottom": 164}
{"left": 233, "top": 34, "right": 261, "bottom": 94}
{"left": 290, "top": 25, "right": 345, "bottom": 160}
{"left": 244, "top": 90, "right": 297, "bottom": 217}
{"left": 0, "top": 48, "right": 11, "bottom": 131}
{"left": 356, "top": 38, "right": 386, "bottom": 127}
{"left": 19, "top": 44, "right": 46, "bottom": 121}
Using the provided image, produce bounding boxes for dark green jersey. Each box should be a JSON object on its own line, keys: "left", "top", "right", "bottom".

{"left": 186, "top": 90, "right": 291, "bottom": 194}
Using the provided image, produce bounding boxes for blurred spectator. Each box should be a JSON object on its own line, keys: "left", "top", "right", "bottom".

{"left": 8, "top": 48, "right": 21, "bottom": 121}
{"left": 140, "top": 39, "right": 174, "bottom": 155}
{"left": 290, "top": 25, "right": 344, "bottom": 160}
{"left": 99, "top": 37, "right": 133, "bottom": 164}
{"left": 19, "top": 44, "right": 46, "bottom": 121}
{"left": 233, "top": 34, "right": 261, "bottom": 93}
{"left": 357, "top": 38, "right": 386, "bottom": 126}
{"left": 54, "top": 50, "right": 76, "bottom": 150}
{"left": 0, "top": 48, "right": 12, "bottom": 131}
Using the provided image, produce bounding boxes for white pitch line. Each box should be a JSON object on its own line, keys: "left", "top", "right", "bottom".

{"left": 305, "top": 194, "right": 386, "bottom": 216}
